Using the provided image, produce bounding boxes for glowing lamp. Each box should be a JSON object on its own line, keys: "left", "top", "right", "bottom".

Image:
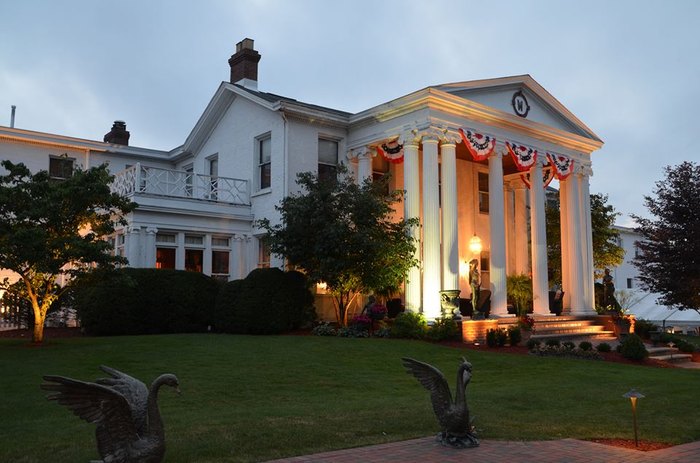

{"left": 468, "top": 234, "right": 482, "bottom": 255}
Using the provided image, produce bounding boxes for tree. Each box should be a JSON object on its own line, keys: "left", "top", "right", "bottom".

{"left": 546, "top": 192, "right": 624, "bottom": 286}
{"left": 0, "top": 161, "right": 136, "bottom": 343}
{"left": 257, "top": 169, "right": 418, "bottom": 326}
{"left": 632, "top": 161, "right": 700, "bottom": 311}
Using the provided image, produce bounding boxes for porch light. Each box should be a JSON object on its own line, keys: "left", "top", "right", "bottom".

{"left": 623, "top": 388, "right": 645, "bottom": 447}
{"left": 468, "top": 234, "right": 482, "bottom": 255}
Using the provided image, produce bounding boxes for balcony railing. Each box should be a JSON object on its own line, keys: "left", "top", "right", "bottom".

{"left": 111, "top": 163, "right": 249, "bottom": 206}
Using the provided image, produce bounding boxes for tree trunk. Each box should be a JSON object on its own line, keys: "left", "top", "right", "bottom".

{"left": 31, "top": 303, "right": 45, "bottom": 344}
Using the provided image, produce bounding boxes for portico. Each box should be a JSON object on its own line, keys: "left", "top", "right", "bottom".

{"left": 347, "top": 76, "right": 602, "bottom": 319}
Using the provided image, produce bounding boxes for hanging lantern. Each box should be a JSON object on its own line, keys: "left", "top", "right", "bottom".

{"left": 468, "top": 234, "right": 482, "bottom": 255}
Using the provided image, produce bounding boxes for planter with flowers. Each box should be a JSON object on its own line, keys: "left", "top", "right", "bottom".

{"left": 367, "top": 303, "right": 388, "bottom": 321}
{"left": 517, "top": 314, "right": 535, "bottom": 342}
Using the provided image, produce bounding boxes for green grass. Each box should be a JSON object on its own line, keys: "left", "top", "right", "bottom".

{"left": 1, "top": 334, "right": 698, "bottom": 462}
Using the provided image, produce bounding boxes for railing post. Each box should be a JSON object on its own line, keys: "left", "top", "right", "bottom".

{"left": 135, "top": 162, "right": 142, "bottom": 193}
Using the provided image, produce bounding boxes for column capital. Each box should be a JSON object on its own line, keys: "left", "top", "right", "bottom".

{"left": 398, "top": 128, "right": 421, "bottom": 147}
{"left": 346, "top": 146, "right": 375, "bottom": 161}
{"left": 145, "top": 226, "right": 158, "bottom": 235}
{"left": 575, "top": 162, "right": 593, "bottom": 177}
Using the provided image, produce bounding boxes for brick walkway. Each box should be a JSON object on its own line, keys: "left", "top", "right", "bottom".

{"left": 262, "top": 437, "right": 700, "bottom": 463}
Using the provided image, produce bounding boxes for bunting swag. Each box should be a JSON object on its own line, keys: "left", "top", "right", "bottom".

{"left": 506, "top": 142, "right": 537, "bottom": 171}
{"left": 547, "top": 153, "right": 574, "bottom": 180}
{"left": 377, "top": 141, "right": 404, "bottom": 163}
{"left": 520, "top": 167, "right": 555, "bottom": 189}
{"left": 459, "top": 128, "right": 495, "bottom": 161}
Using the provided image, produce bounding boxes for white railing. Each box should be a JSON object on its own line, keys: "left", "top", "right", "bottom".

{"left": 111, "top": 163, "right": 250, "bottom": 205}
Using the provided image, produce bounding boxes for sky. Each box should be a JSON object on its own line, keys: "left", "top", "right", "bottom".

{"left": 1, "top": 0, "right": 699, "bottom": 227}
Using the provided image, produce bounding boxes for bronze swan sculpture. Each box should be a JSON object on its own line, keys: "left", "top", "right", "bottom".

{"left": 401, "top": 357, "right": 479, "bottom": 448}
{"left": 41, "top": 365, "right": 180, "bottom": 462}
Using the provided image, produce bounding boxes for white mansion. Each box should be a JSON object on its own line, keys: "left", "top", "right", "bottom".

{"left": 0, "top": 39, "right": 603, "bottom": 320}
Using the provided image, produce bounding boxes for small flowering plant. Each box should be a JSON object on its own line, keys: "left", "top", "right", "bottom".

{"left": 518, "top": 314, "right": 535, "bottom": 332}
{"left": 368, "top": 303, "right": 388, "bottom": 319}
{"left": 352, "top": 314, "right": 372, "bottom": 326}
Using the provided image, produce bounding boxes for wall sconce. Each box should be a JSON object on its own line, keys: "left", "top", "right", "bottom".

{"left": 468, "top": 234, "right": 482, "bottom": 255}
{"left": 623, "top": 388, "right": 645, "bottom": 446}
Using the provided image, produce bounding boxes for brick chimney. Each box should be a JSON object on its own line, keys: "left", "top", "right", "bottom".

{"left": 103, "top": 120, "right": 130, "bottom": 145}
{"left": 228, "top": 38, "right": 261, "bottom": 90}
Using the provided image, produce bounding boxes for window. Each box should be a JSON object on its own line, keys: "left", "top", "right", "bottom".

{"left": 185, "top": 249, "right": 203, "bottom": 272}
{"left": 156, "top": 233, "right": 176, "bottom": 244}
{"left": 208, "top": 156, "right": 218, "bottom": 200}
{"left": 318, "top": 138, "right": 338, "bottom": 182}
{"left": 212, "top": 237, "right": 229, "bottom": 247}
{"left": 115, "top": 233, "right": 125, "bottom": 257}
{"left": 49, "top": 156, "right": 74, "bottom": 179}
{"left": 156, "top": 248, "right": 176, "bottom": 269}
{"left": 480, "top": 251, "right": 490, "bottom": 272}
{"left": 212, "top": 251, "right": 230, "bottom": 275}
{"left": 627, "top": 278, "right": 633, "bottom": 289}
{"left": 258, "top": 136, "right": 271, "bottom": 190}
{"left": 184, "top": 235, "right": 204, "bottom": 245}
{"left": 258, "top": 239, "right": 270, "bottom": 268}
{"left": 184, "top": 164, "right": 193, "bottom": 197}
{"left": 478, "top": 172, "right": 489, "bottom": 213}
{"left": 634, "top": 243, "right": 641, "bottom": 258}
{"left": 372, "top": 154, "right": 390, "bottom": 195}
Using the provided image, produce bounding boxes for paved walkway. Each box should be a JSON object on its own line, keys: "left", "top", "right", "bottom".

{"left": 262, "top": 437, "right": 700, "bottom": 463}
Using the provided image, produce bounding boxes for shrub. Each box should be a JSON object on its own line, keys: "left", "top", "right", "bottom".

{"left": 496, "top": 328, "right": 508, "bottom": 347}
{"left": 676, "top": 340, "right": 696, "bottom": 353}
{"left": 486, "top": 328, "right": 508, "bottom": 347}
{"left": 578, "top": 341, "right": 593, "bottom": 351}
{"left": 214, "top": 279, "right": 244, "bottom": 333}
{"left": 545, "top": 338, "right": 561, "bottom": 347}
{"left": 311, "top": 322, "right": 337, "bottom": 336}
{"left": 596, "top": 342, "right": 612, "bottom": 353}
{"left": 217, "top": 268, "right": 316, "bottom": 335}
{"left": 75, "top": 268, "right": 219, "bottom": 335}
{"left": 530, "top": 345, "right": 602, "bottom": 360}
{"left": 526, "top": 338, "right": 541, "bottom": 350}
{"left": 389, "top": 312, "right": 426, "bottom": 339}
{"left": 508, "top": 326, "right": 522, "bottom": 346}
{"left": 425, "top": 317, "right": 461, "bottom": 342}
{"left": 562, "top": 341, "right": 576, "bottom": 350}
{"left": 633, "top": 319, "right": 658, "bottom": 339}
{"left": 620, "top": 334, "right": 648, "bottom": 361}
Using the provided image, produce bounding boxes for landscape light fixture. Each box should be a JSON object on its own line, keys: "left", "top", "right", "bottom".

{"left": 623, "top": 388, "right": 645, "bottom": 447}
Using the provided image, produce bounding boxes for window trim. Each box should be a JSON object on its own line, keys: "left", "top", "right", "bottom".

{"left": 256, "top": 133, "right": 272, "bottom": 191}
{"left": 49, "top": 155, "right": 75, "bottom": 180}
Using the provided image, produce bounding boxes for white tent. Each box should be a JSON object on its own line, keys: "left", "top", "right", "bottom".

{"left": 627, "top": 292, "right": 700, "bottom": 334}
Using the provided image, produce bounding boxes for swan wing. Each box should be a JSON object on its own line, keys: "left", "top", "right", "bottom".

{"left": 401, "top": 357, "right": 453, "bottom": 413}
{"left": 96, "top": 365, "right": 149, "bottom": 433}
{"left": 41, "top": 375, "right": 139, "bottom": 450}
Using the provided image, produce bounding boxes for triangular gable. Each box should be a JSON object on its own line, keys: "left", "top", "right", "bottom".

{"left": 435, "top": 75, "right": 601, "bottom": 143}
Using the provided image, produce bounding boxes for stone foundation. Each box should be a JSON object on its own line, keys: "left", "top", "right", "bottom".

{"left": 461, "top": 319, "right": 499, "bottom": 344}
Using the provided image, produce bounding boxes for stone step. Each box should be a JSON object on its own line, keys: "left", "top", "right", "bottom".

{"left": 650, "top": 353, "right": 693, "bottom": 363}
{"left": 531, "top": 331, "right": 616, "bottom": 341}
{"left": 534, "top": 325, "right": 608, "bottom": 335}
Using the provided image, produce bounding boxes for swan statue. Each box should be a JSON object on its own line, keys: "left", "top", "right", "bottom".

{"left": 401, "top": 357, "right": 479, "bottom": 448}
{"left": 41, "top": 365, "right": 180, "bottom": 462}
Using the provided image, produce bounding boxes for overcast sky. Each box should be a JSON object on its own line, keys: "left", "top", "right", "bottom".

{"left": 2, "top": 0, "right": 698, "bottom": 226}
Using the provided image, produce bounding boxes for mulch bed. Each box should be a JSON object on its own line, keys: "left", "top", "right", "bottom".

{"left": 586, "top": 438, "right": 675, "bottom": 451}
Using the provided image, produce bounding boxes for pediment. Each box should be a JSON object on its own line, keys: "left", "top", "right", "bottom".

{"left": 436, "top": 76, "right": 600, "bottom": 142}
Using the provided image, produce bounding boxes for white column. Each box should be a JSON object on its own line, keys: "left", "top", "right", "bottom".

{"left": 565, "top": 173, "right": 585, "bottom": 313}
{"left": 513, "top": 184, "right": 529, "bottom": 275}
{"left": 144, "top": 227, "right": 158, "bottom": 268}
{"left": 358, "top": 147, "right": 373, "bottom": 183}
{"left": 422, "top": 134, "right": 441, "bottom": 319}
{"left": 125, "top": 226, "right": 142, "bottom": 268}
{"left": 559, "top": 180, "right": 572, "bottom": 310}
{"left": 203, "top": 234, "right": 213, "bottom": 276}
{"left": 504, "top": 182, "right": 515, "bottom": 276}
{"left": 401, "top": 131, "right": 422, "bottom": 313}
{"left": 440, "top": 137, "right": 460, "bottom": 292}
{"left": 488, "top": 150, "right": 508, "bottom": 316}
{"left": 175, "top": 232, "right": 185, "bottom": 270}
{"left": 579, "top": 166, "right": 596, "bottom": 313}
{"left": 529, "top": 157, "right": 550, "bottom": 315}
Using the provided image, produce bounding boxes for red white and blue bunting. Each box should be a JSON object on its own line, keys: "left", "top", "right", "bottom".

{"left": 459, "top": 128, "right": 496, "bottom": 161}
{"left": 520, "top": 167, "right": 555, "bottom": 189}
{"left": 546, "top": 153, "right": 574, "bottom": 180}
{"left": 506, "top": 142, "right": 538, "bottom": 171}
{"left": 377, "top": 140, "right": 404, "bottom": 163}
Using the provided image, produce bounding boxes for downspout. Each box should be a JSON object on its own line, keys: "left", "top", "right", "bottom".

{"left": 282, "top": 111, "right": 288, "bottom": 196}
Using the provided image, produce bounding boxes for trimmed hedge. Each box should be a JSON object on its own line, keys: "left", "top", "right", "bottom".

{"left": 74, "top": 268, "right": 220, "bottom": 335}
{"left": 214, "top": 268, "right": 315, "bottom": 335}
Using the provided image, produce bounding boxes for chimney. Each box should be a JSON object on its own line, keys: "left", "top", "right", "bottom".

{"left": 103, "top": 120, "right": 130, "bottom": 146}
{"left": 228, "top": 38, "right": 261, "bottom": 90}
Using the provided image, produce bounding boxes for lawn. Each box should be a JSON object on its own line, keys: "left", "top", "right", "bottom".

{"left": 1, "top": 334, "right": 698, "bottom": 462}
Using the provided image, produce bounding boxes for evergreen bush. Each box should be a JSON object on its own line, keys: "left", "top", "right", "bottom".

{"left": 596, "top": 342, "right": 612, "bottom": 353}
{"left": 578, "top": 341, "right": 593, "bottom": 351}
{"left": 508, "top": 326, "right": 522, "bottom": 346}
{"left": 619, "top": 334, "right": 649, "bottom": 361}
{"left": 633, "top": 318, "right": 658, "bottom": 339}
{"left": 75, "top": 268, "right": 219, "bottom": 335}
{"left": 389, "top": 312, "right": 426, "bottom": 339}
{"left": 425, "top": 317, "right": 461, "bottom": 342}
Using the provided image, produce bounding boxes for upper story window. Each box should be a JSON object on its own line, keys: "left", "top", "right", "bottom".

{"left": 258, "top": 136, "right": 271, "bottom": 190}
{"left": 208, "top": 155, "right": 219, "bottom": 200}
{"left": 478, "top": 172, "right": 489, "bottom": 213}
{"left": 318, "top": 138, "right": 338, "bottom": 182}
{"left": 49, "top": 156, "right": 74, "bottom": 180}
